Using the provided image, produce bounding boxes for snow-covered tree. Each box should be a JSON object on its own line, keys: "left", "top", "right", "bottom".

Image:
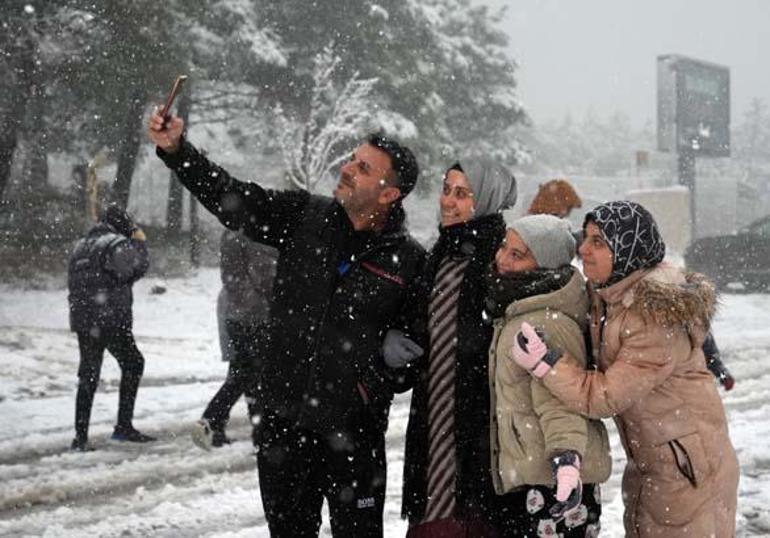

{"left": 256, "top": 0, "right": 529, "bottom": 190}
{"left": 1, "top": 0, "right": 287, "bottom": 214}
{"left": 410, "top": 0, "right": 529, "bottom": 167}
{"left": 0, "top": 0, "right": 85, "bottom": 200}
{"left": 274, "top": 45, "right": 377, "bottom": 192}
{"left": 3, "top": 0, "right": 529, "bottom": 238}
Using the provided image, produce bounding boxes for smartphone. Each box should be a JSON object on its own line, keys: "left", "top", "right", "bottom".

{"left": 159, "top": 75, "right": 188, "bottom": 120}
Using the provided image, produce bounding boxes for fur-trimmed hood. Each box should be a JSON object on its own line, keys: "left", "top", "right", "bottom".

{"left": 595, "top": 264, "right": 717, "bottom": 329}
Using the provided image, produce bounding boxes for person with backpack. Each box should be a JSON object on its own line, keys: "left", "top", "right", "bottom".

{"left": 68, "top": 204, "right": 154, "bottom": 451}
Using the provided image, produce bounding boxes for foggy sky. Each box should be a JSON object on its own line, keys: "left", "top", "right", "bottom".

{"left": 490, "top": 0, "right": 770, "bottom": 128}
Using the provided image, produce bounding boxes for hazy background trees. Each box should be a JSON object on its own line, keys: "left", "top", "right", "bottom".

{"left": 0, "top": 0, "right": 529, "bottom": 271}
{"left": 3, "top": 0, "right": 769, "bottom": 275}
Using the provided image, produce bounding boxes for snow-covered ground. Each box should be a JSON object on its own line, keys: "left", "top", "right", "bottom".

{"left": 1, "top": 269, "right": 769, "bottom": 537}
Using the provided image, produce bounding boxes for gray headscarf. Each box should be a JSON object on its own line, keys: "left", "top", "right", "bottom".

{"left": 451, "top": 159, "right": 517, "bottom": 218}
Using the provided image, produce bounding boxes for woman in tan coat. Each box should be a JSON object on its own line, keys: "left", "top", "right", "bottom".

{"left": 488, "top": 214, "right": 611, "bottom": 536}
{"left": 510, "top": 201, "right": 739, "bottom": 537}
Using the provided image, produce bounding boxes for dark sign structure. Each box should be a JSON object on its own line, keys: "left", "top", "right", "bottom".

{"left": 657, "top": 55, "right": 730, "bottom": 157}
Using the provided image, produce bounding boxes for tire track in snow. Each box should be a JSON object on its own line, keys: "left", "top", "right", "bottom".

{"left": 0, "top": 390, "right": 241, "bottom": 466}
{"left": 0, "top": 460, "right": 266, "bottom": 537}
{"left": 0, "top": 401, "right": 413, "bottom": 514}
{"left": 0, "top": 425, "right": 256, "bottom": 513}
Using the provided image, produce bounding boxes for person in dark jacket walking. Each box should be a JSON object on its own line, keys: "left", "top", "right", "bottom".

{"left": 68, "top": 204, "right": 154, "bottom": 451}
{"left": 383, "top": 160, "right": 517, "bottom": 537}
{"left": 149, "top": 111, "right": 425, "bottom": 537}
{"left": 192, "top": 229, "right": 278, "bottom": 449}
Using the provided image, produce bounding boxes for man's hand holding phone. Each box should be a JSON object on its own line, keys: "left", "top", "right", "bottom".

{"left": 147, "top": 75, "right": 187, "bottom": 154}
{"left": 148, "top": 110, "right": 184, "bottom": 154}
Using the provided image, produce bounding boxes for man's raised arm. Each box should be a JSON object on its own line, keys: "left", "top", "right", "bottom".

{"left": 147, "top": 108, "right": 308, "bottom": 248}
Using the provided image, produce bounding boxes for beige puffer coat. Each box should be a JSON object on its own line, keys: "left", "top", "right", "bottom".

{"left": 543, "top": 265, "right": 739, "bottom": 537}
{"left": 489, "top": 269, "right": 612, "bottom": 494}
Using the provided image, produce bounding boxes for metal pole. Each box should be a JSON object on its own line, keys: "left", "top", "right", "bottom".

{"left": 678, "top": 146, "right": 696, "bottom": 238}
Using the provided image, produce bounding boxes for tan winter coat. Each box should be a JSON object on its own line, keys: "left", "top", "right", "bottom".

{"left": 489, "top": 269, "right": 612, "bottom": 494}
{"left": 543, "top": 265, "right": 739, "bottom": 537}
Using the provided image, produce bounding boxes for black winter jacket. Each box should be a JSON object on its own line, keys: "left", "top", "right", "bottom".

{"left": 401, "top": 214, "right": 505, "bottom": 522}
{"left": 158, "top": 141, "right": 426, "bottom": 437}
{"left": 68, "top": 223, "right": 149, "bottom": 334}
{"left": 219, "top": 229, "right": 277, "bottom": 326}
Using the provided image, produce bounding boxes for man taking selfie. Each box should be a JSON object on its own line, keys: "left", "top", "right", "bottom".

{"left": 148, "top": 109, "right": 425, "bottom": 537}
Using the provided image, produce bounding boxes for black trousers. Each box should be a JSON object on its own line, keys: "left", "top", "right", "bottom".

{"left": 255, "top": 416, "right": 386, "bottom": 538}
{"left": 74, "top": 328, "right": 145, "bottom": 441}
{"left": 202, "top": 321, "right": 259, "bottom": 432}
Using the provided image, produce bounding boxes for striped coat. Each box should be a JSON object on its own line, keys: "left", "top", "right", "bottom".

{"left": 401, "top": 214, "right": 505, "bottom": 524}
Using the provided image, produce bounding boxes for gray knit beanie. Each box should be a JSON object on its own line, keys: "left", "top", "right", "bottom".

{"left": 505, "top": 214, "right": 576, "bottom": 269}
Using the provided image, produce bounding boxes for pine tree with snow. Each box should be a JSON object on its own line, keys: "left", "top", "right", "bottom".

{"left": 274, "top": 45, "right": 377, "bottom": 192}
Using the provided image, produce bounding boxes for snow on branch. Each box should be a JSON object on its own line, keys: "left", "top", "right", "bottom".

{"left": 275, "top": 44, "right": 378, "bottom": 192}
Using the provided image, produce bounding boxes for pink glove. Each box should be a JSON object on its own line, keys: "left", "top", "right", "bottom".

{"left": 555, "top": 459, "right": 581, "bottom": 502}
{"left": 550, "top": 452, "right": 582, "bottom": 518}
{"left": 511, "top": 322, "right": 552, "bottom": 378}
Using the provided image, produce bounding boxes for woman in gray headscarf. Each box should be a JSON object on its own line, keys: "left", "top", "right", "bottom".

{"left": 386, "top": 160, "right": 517, "bottom": 537}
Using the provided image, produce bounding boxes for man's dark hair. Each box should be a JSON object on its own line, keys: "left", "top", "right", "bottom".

{"left": 448, "top": 162, "right": 464, "bottom": 174}
{"left": 367, "top": 133, "right": 419, "bottom": 198}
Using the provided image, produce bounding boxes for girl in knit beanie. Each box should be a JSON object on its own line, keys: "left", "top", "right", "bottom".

{"left": 486, "top": 214, "right": 610, "bottom": 537}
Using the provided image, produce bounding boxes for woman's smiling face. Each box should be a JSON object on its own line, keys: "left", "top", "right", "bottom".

{"left": 579, "top": 222, "right": 614, "bottom": 285}
{"left": 440, "top": 169, "right": 475, "bottom": 227}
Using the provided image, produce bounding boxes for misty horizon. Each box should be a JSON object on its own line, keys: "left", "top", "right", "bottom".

{"left": 490, "top": 0, "right": 770, "bottom": 129}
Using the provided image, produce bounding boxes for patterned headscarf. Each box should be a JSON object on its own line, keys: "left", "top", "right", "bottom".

{"left": 583, "top": 201, "right": 666, "bottom": 286}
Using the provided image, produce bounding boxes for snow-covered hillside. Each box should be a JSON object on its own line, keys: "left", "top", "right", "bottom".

{"left": 0, "top": 270, "right": 768, "bottom": 537}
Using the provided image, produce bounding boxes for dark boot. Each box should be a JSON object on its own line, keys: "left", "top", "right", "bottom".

{"left": 71, "top": 437, "right": 96, "bottom": 452}
{"left": 212, "top": 430, "right": 232, "bottom": 447}
{"left": 111, "top": 425, "right": 156, "bottom": 443}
